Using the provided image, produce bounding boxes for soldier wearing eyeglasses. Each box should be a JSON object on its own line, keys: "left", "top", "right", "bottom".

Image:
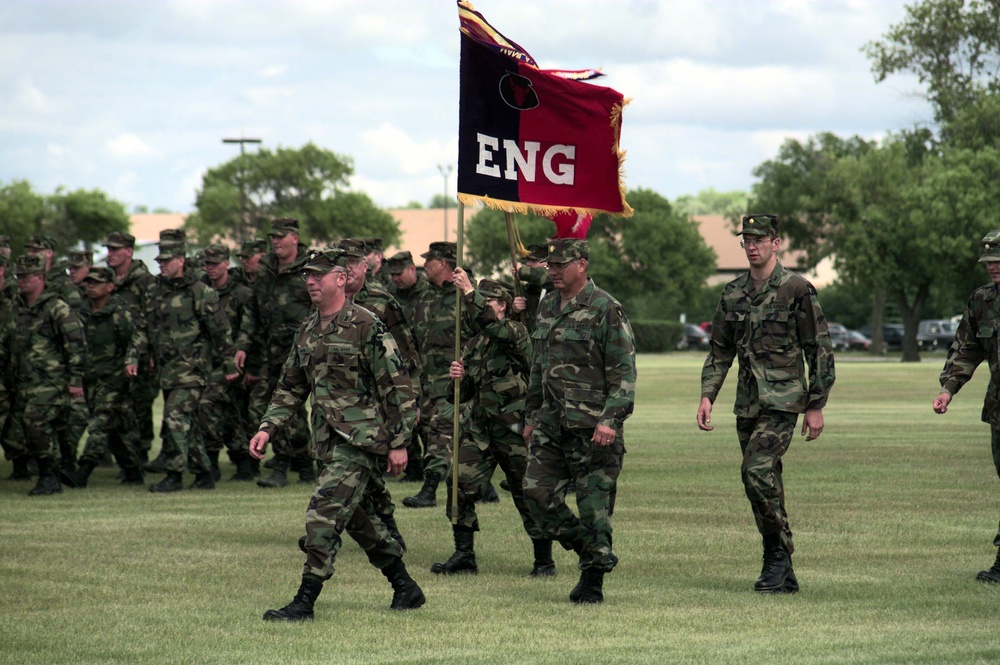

{"left": 697, "top": 214, "right": 835, "bottom": 594}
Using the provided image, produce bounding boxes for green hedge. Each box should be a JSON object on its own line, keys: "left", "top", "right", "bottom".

{"left": 632, "top": 319, "right": 684, "bottom": 353}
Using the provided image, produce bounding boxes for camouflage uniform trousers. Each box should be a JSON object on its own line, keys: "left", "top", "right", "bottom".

{"left": 446, "top": 416, "right": 544, "bottom": 539}
{"left": 421, "top": 395, "right": 456, "bottom": 479}
{"left": 132, "top": 362, "right": 159, "bottom": 456}
{"left": 161, "top": 386, "right": 211, "bottom": 474}
{"left": 302, "top": 418, "right": 405, "bottom": 581}
{"left": 250, "top": 363, "right": 311, "bottom": 462}
{"left": 988, "top": 428, "right": 1000, "bottom": 547}
{"left": 200, "top": 378, "right": 251, "bottom": 456}
{"left": 523, "top": 423, "right": 623, "bottom": 572}
{"left": 736, "top": 410, "right": 798, "bottom": 554}
{"left": 12, "top": 385, "right": 67, "bottom": 463}
{"left": 79, "top": 380, "right": 141, "bottom": 471}
{"left": 57, "top": 394, "right": 90, "bottom": 465}
{"left": 0, "top": 388, "right": 26, "bottom": 462}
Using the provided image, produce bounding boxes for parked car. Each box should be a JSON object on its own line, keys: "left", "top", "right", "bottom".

{"left": 917, "top": 319, "right": 958, "bottom": 351}
{"left": 828, "top": 323, "right": 850, "bottom": 351}
{"left": 677, "top": 323, "right": 711, "bottom": 351}
{"left": 844, "top": 330, "right": 871, "bottom": 350}
{"left": 859, "top": 323, "right": 905, "bottom": 351}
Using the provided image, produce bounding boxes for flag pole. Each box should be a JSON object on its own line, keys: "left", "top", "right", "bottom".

{"left": 451, "top": 201, "right": 465, "bottom": 525}
{"left": 504, "top": 211, "right": 527, "bottom": 325}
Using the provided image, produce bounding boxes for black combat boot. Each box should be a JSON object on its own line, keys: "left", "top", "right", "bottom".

{"left": 257, "top": 455, "right": 289, "bottom": 488}
{"left": 382, "top": 514, "right": 407, "bottom": 552}
{"left": 143, "top": 450, "right": 168, "bottom": 474}
{"left": 529, "top": 538, "right": 556, "bottom": 577}
{"left": 190, "top": 470, "right": 216, "bottom": 490}
{"left": 263, "top": 456, "right": 277, "bottom": 469}
{"left": 61, "top": 458, "right": 98, "bottom": 489}
{"left": 28, "top": 459, "right": 62, "bottom": 496}
{"left": 754, "top": 534, "right": 796, "bottom": 594}
{"left": 431, "top": 526, "right": 478, "bottom": 575}
{"left": 401, "top": 456, "right": 423, "bottom": 482}
{"left": 7, "top": 456, "right": 32, "bottom": 480}
{"left": 120, "top": 466, "right": 145, "bottom": 485}
{"left": 206, "top": 449, "right": 221, "bottom": 482}
{"left": 570, "top": 568, "right": 605, "bottom": 604}
{"left": 977, "top": 548, "right": 1000, "bottom": 583}
{"left": 149, "top": 471, "right": 184, "bottom": 493}
{"left": 381, "top": 558, "right": 426, "bottom": 610}
{"left": 402, "top": 472, "right": 439, "bottom": 508}
{"left": 262, "top": 575, "right": 324, "bottom": 621}
{"left": 294, "top": 457, "right": 315, "bottom": 484}
{"left": 228, "top": 451, "right": 256, "bottom": 481}
{"left": 499, "top": 478, "right": 511, "bottom": 492}
{"left": 477, "top": 481, "right": 500, "bottom": 503}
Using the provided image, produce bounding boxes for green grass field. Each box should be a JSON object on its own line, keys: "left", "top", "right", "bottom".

{"left": 4, "top": 353, "right": 1000, "bottom": 664}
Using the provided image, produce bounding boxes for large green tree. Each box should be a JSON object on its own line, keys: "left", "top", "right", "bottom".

{"left": 187, "top": 142, "right": 400, "bottom": 246}
{"left": 464, "top": 188, "right": 716, "bottom": 321}
{"left": 672, "top": 188, "right": 748, "bottom": 218}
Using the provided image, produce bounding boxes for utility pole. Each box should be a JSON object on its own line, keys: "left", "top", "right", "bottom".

{"left": 222, "top": 137, "right": 262, "bottom": 241}
{"left": 437, "top": 163, "right": 453, "bottom": 240}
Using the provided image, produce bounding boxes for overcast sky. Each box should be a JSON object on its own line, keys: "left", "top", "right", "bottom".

{"left": 0, "top": 0, "right": 932, "bottom": 215}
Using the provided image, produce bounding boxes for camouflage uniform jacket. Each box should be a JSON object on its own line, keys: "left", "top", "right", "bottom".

{"left": 351, "top": 279, "right": 421, "bottom": 390}
{"left": 701, "top": 262, "right": 835, "bottom": 417}
{"left": 211, "top": 277, "right": 252, "bottom": 383}
{"left": 237, "top": 246, "right": 312, "bottom": 376}
{"left": 525, "top": 278, "right": 636, "bottom": 432}
{"left": 8, "top": 290, "right": 86, "bottom": 392}
{"left": 939, "top": 283, "right": 1000, "bottom": 426}
{"left": 394, "top": 273, "right": 430, "bottom": 327}
{"left": 80, "top": 295, "right": 140, "bottom": 386}
{"left": 259, "top": 301, "right": 416, "bottom": 455}
{"left": 453, "top": 290, "right": 531, "bottom": 426}
{"left": 371, "top": 268, "right": 396, "bottom": 296}
{"left": 137, "top": 273, "right": 236, "bottom": 389}
{"left": 517, "top": 265, "right": 553, "bottom": 332}
{"left": 113, "top": 260, "right": 155, "bottom": 335}
{"left": 0, "top": 282, "right": 19, "bottom": 394}
{"left": 411, "top": 279, "right": 473, "bottom": 401}
{"left": 45, "top": 261, "right": 83, "bottom": 311}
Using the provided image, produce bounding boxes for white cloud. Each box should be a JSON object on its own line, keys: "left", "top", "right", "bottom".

{"left": 258, "top": 65, "right": 287, "bottom": 78}
{"left": 359, "top": 123, "right": 454, "bottom": 178}
{"left": 108, "top": 134, "right": 152, "bottom": 158}
{"left": 15, "top": 78, "right": 48, "bottom": 113}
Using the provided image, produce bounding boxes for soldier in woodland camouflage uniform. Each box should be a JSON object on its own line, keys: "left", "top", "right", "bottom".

{"left": 933, "top": 229, "right": 1000, "bottom": 584}
{"left": 5, "top": 255, "right": 86, "bottom": 496}
{"left": 698, "top": 214, "right": 835, "bottom": 595}
{"left": 104, "top": 231, "right": 158, "bottom": 464}
{"left": 363, "top": 236, "right": 395, "bottom": 294}
{"left": 67, "top": 250, "right": 93, "bottom": 296}
{"left": 250, "top": 248, "right": 424, "bottom": 621}
{"left": 0, "top": 254, "right": 26, "bottom": 479}
{"left": 236, "top": 238, "right": 267, "bottom": 285}
{"left": 236, "top": 218, "right": 314, "bottom": 487}
{"left": 516, "top": 243, "right": 553, "bottom": 333}
{"left": 0, "top": 236, "right": 11, "bottom": 261}
{"left": 430, "top": 271, "right": 553, "bottom": 577}
{"left": 132, "top": 230, "right": 238, "bottom": 492}
{"left": 388, "top": 250, "right": 431, "bottom": 481}
{"left": 61, "top": 267, "right": 145, "bottom": 488}
{"left": 522, "top": 238, "right": 636, "bottom": 604}
{"left": 403, "top": 241, "right": 473, "bottom": 509}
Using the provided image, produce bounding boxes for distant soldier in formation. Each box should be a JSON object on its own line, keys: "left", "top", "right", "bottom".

{"left": 515, "top": 243, "right": 552, "bottom": 333}
{"left": 0, "top": 236, "right": 11, "bottom": 261}
{"left": 132, "top": 230, "right": 238, "bottom": 492}
{"left": 104, "top": 231, "right": 158, "bottom": 465}
{"left": 933, "top": 229, "right": 1000, "bottom": 584}
{"left": 5, "top": 255, "right": 86, "bottom": 496}
{"left": 698, "top": 214, "right": 835, "bottom": 595}
{"left": 236, "top": 238, "right": 267, "bottom": 285}
{"left": 67, "top": 250, "right": 93, "bottom": 296}
{"left": 251, "top": 247, "right": 424, "bottom": 621}
{"left": 236, "top": 218, "right": 315, "bottom": 488}
{"left": 61, "top": 266, "right": 145, "bottom": 488}
{"left": 431, "top": 271, "right": 551, "bottom": 576}
{"left": 0, "top": 253, "right": 24, "bottom": 479}
{"left": 363, "top": 236, "right": 394, "bottom": 294}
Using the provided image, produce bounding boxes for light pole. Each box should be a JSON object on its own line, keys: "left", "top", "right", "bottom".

{"left": 223, "top": 137, "right": 262, "bottom": 241}
{"left": 437, "top": 163, "right": 453, "bottom": 240}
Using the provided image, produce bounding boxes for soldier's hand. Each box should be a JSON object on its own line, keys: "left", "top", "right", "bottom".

{"left": 591, "top": 424, "right": 617, "bottom": 447}
{"left": 452, "top": 267, "right": 473, "bottom": 295}
{"left": 696, "top": 397, "right": 714, "bottom": 431}
{"left": 387, "top": 448, "right": 408, "bottom": 476}
{"left": 234, "top": 350, "right": 247, "bottom": 372}
{"left": 244, "top": 373, "right": 260, "bottom": 387}
{"left": 802, "top": 408, "right": 824, "bottom": 441}
{"left": 513, "top": 296, "right": 527, "bottom": 313}
{"left": 224, "top": 371, "right": 241, "bottom": 382}
{"left": 68, "top": 386, "right": 84, "bottom": 399}
{"left": 449, "top": 360, "right": 465, "bottom": 380}
{"left": 933, "top": 391, "right": 952, "bottom": 414}
{"left": 522, "top": 424, "right": 534, "bottom": 446}
{"left": 125, "top": 363, "right": 138, "bottom": 378}
{"left": 249, "top": 431, "right": 270, "bottom": 460}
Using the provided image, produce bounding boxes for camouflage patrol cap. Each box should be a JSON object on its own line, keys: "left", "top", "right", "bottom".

{"left": 68, "top": 250, "right": 93, "bottom": 267}
{"left": 979, "top": 229, "right": 1000, "bottom": 263}
{"left": 236, "top": 239, "right": 267, "bottom": 257}
{"left": 202, "top": 243, "right": 230, "bottom": 264}
{"left": 337, "top": 238, "right": 368, "bottom": 259}
{"left": 103, "top": 231, "right": 136, "bottom": 248}
{"left": 478, "top": 278, "right": 513, "bottom": 306}
{"left": 525, "top": 243, "right": 548, "bottom": 262}
{"left": 363, "top": 237, "right": 383, "bottom": 252}
{"left": 25, "top": 235, "right": 57, "bottom": 251}
{"left": 15, "top": 254, "right": 46, "bottom": 275}
{"left": 420, "top": 241, "right": 457, "bottom": 262}
{"left": 160, "top": 229, "right": 186, "bottom": 243}
{"left": 738, "top": 214, "right": 780, "bottom": 237}
{"left": 303, "top": 247, "right": 349, "bottom": 274}
{"left": 84, "top": 266, "right": 116, "bottom": 283}
{"left": 386, "top": 251, "right": 414, "bottom": 275}
{"left": 546, "top": 238, "right": 589, "bottom": 265}
{"left": 267, "top": 217, "right": 300, "bottom": 238}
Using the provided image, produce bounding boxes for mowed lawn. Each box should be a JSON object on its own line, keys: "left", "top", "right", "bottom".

{"left": 3, "top": 353, "right": 1000, "bottom": 664}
